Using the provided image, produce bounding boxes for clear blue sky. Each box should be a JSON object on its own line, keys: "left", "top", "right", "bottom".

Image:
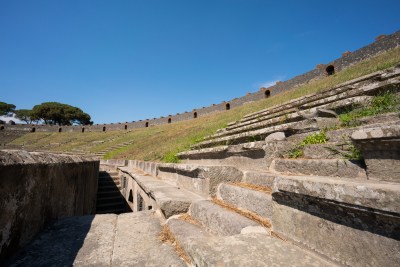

{"left": 1, "top": 0, "right": 399, "bottom": 124}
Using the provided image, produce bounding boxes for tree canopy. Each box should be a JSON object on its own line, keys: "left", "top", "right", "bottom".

{"left": 0, "top": 102, "right": 16, "bottom": 116}
{"left": 14, "top": 109, "right": 39, "bottom": 124}
{"left": 32, "top": 102, "right": 92, "bottom": 125}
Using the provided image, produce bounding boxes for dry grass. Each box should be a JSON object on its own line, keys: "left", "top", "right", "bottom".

{"left": 10, "top": 46, "right": 400, "bottom": 161}
{"left": 228, "top": 182, "right": 272, "bottom": 194}
{"left": 159, "top": 224, "right": 192, "bottom": 264}
{"left": 271, "top": 231, "right": 287, "bottom": 242}
{"left": 212, "top": 198, "right": 290, "bottom": 243}
{"left": 211, "top": 197, "right": 272, "bottom": 229}
{"left": 179, "top": 214, "right": 200, "bottom": 226}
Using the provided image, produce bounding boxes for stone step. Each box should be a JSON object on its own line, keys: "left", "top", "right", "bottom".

{"left": 177, "top": 141, "right": 267, "bottom": 170}
{"left": 191, "top": 119, "right": 322, "bottom": 149}
{"left": 270, "top": 158, "right": 367, "bottom": 179}
{"left": 98, "top": 175, "right": 119, "bottom": 181}
{"left": 351, "top": 124, "right": 400, "bottom": 183}
{"left": 98, "top": 180, "right": 120, "bottom": 186}
{"left": 97, "top": 185, "right": 122, "bottom": 191}
{"left": 213, "top": 96, "right": 371, "bottom": 140}
{"left": 96, "top": 202, "right": 127, "bottom": 211}
{"left": 302, "top": 142, "right": 352, "bottom": 159}
{"left": 167, "top": 218, "right": 333, "bottom": 266}
{"left": 97, "top": 190, "right": 122, "bottom": 198}
{"left": 95, "top": 207, "right": 128, "bottom": 214}
{"left": 96, "top": 195, "right": 125, "bottom": 205}
{"left": 157, "top": 164, "right": 243, "bottom": 197}
{"left": 217, "top": 182, "right": 273, "bottom": 219}
{"left": 189, "top": 200, "right": 260, "bottom": 236}
{"left": 241, "top": 66, "right": 399, "bottom": 122}
{"left": 274, "top": 174, "right": 400, "bottom": 213}
{"left": 192, "top": 68, "right": 400, "bottom": 149}
{"left": 7, "top": 212, "right": 185, "bottom": 266}
{"left": 99, "top": 171, "right": 118, "bottom": 176}
{"left": 272, "top": 174, "right": 400, "bottom": 266}
{"left": 242, "top": 170, "right": 276, "bottom": 187}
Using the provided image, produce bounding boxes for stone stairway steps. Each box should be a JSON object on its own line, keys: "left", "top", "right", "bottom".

{"left": 96, "top": 195, "right": 125, "bottom": 205}
{"left": 96, "top": 190, "right": 122, "bottom": 198}
{"left": 189, "top": 200, "right": 260, "bottom": 236}
{"left": 166, "top": 216, "right": 333, "bottom": 266}
{"left": 7, "top": 212, "right": 186, "bottom": 266}
{"left": 96, "top": 170, "right": 130, "bottom": 214}
{"left": 240, "top": 67, "right": 398, "bottom": 123}
{"left": 217, "top": 182, "right": 273, "bottom": 219}
{"left": 191, "top": 67, "right": 400, "bottom": 149}
{"left": 213, "top": 96, "right": 371, "bottom": 140}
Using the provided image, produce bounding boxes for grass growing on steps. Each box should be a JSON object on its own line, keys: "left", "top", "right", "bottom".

{"left": 10, "top": 46, "right": 400, "bottom": 161}
{"left": 338, "top": 90, "right": 400, "bottom": 127}
{"left": 288, "top": 131, "right": 328, "bottom": 159}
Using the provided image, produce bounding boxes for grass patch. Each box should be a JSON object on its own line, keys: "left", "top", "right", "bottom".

{"left": 339, "top": 90, "right": 400, "bottom": 127}
{"left": 10, "top": 46, "right": 400, "bottom": 160}
{"left": 288, "top": 131, "right": 328, "bottom": 158}
{"left": 162, "top": 151, "right": 181, "bottom": 163}
{"left": 324, "top": 141, "right": 363, "bottom": 160}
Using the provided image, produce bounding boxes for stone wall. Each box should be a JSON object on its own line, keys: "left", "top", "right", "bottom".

{"left": 0, "top": 150, "right": 99, "bottom": 262}
{"left": 1, "top": 31, "right": 399, "bottom": 137}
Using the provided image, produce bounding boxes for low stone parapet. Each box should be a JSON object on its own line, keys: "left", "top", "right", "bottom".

{"left": 0, "top": 150, "right": 99, "bottom": 262}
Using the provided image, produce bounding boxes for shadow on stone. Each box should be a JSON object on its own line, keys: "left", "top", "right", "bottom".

{"left": 4, "top": 215, "right": 95, "bottom": 266}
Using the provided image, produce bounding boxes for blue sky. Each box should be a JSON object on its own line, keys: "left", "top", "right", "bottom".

{"left": 1, "top": 1, "right": 399, "bottom": 124}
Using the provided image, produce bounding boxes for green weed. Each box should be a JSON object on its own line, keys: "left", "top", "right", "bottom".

{"left": 339, "top": 90, "right": 399, "bottom": 127}
{"left": 162, "top": 151, "right": 180, "bottom": 163}
{"left": 324, "top": 142, "right": 363, "bottom": 160}
{"left": 288, "top": 131, "right": 328, "bottom": 158}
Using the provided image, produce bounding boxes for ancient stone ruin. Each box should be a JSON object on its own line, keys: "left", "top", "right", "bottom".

{"left": 1, "top": 34, "right": 400, "bottom": 266}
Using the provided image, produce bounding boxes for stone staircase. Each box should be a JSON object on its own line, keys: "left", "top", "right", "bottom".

{"left": 109, "top": 67, "right": 400, "bottom": 266}
{"left": 96, "top": 171, "right": 131, "bottom": 214}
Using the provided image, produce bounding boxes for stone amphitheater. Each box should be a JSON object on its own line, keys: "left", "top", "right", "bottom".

{"left": 1, "top": 36, "right": 400, "bottom": 266}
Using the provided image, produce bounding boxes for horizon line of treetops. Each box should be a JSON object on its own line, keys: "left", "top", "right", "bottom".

{"left": 0, "top": 101, "right": 92, "bottom": 126}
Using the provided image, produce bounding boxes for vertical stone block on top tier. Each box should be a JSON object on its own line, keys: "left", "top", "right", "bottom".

{"left": 351, "top": 125, "right": 400, "bottom": 182}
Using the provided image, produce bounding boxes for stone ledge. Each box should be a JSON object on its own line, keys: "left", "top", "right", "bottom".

{"left": 352, "top": 124, "right": 400, "bottom": 141}
{"left": 270, "top": 158, "right": 367, "bottom": 179}
{"left": 157, "top": 164, "right": 243, "bottom": 196}
{"left": 273, "top": 174, "right": 400, "bottom": 214}
{"left": 118, "top": 167, "right": 203, "bottom": 218}
{"left": 0, "top": 149, "right": 98, "bottom": 165}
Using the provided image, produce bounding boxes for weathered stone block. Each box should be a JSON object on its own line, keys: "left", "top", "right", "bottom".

{"left": 189, "top": 200, "right": 259, "bottom": 236}
{"left": 217, "top": 183, "right": 273, "bottom": 218}
{"left": 272, "top": 196, "right": 400, "bottom": 267}
{"left": 158, "top": 164, "right": 243, "bottom": 196}
{"left": 270, "top": 158, "right": 367, "bottom": 179}
{"left": 352, "top": 125, "right": 400, "bottom": 182}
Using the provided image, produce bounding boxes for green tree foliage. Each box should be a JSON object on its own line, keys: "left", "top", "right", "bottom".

{"left": 14, "top": 109, "right": 39, "bottom": 124}
{"left": 32, "top": 102, "right": 92, "bottom": 125}
{"left": 0, "top": 102, "right": 16, "bottom": 116}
